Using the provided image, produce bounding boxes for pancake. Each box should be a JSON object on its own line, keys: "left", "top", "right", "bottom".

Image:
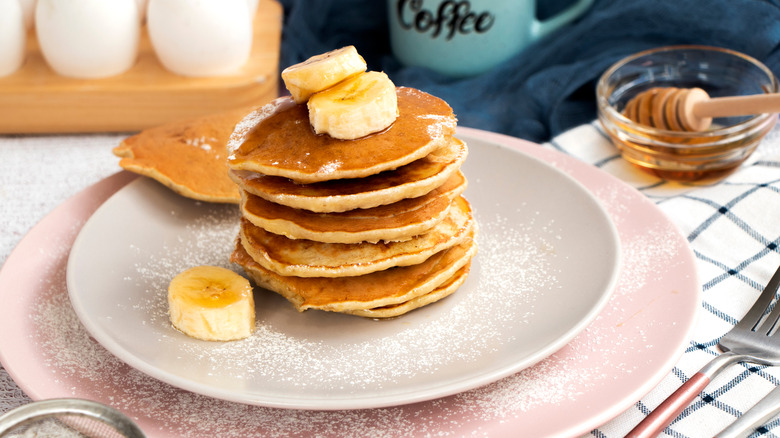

{"left": 240, "top": 171, "right": 466, "bottom": 243}
{"left": 230, "top": 229, "right": 477, "bottom": 313}
{"left": 229, "top": 137, "right": 468, "bottom": 213}
{"left": 113, "top": 109, "right": 247, "bottom": 204}
{"left": 344, "top": 263, "right": 471, "bottom": 318}
{"left": 239, "top": 196, "right": 474, "bottom": 277}
{"left": 227, "top": 87, "right": 457, "bottom": 183}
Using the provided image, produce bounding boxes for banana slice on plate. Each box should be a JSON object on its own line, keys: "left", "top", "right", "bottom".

{"left": 308, "top": 71, "right": 399, "bottom": 140}
{"left": 167, "top": 265, "right": 255, "bottom": 341}
{"left": 281, "top": 45, "right": 367, "bottom": 104}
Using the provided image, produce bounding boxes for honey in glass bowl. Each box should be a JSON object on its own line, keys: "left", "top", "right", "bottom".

{"left": 597, "top": 45, "right": 778, "bottom": 181}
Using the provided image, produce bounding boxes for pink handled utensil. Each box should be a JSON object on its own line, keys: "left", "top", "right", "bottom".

{"left": 627, "top": 262, "right": 780, "bottom": 437}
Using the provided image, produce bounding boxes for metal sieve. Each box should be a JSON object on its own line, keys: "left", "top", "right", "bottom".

{"left": 0, "top": 398, "right": 145, "bottom": 438}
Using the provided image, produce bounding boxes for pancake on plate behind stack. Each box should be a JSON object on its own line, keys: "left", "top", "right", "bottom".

{"left": 227, "top": 46, "right": 477, "bottom": 318}
{"left": 113, "top": 109, "right": 247, "bottom": 204}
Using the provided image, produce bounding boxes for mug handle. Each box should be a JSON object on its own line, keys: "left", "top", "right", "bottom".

{"left": 531, "top": 0, "right": 594, "bottom": 39}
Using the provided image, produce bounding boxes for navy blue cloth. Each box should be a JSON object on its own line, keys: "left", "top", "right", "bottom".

{"left": 277, "top": 0, "right": 780, "bottom": 143}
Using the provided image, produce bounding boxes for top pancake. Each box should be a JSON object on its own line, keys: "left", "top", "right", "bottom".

{"left": 113, "top": 109, "right": 246, "bottom": 204}
{"left": 227, "top": 87, "right": 457, "bottom": 183}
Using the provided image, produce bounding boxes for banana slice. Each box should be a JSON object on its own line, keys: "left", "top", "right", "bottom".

{"left": 308, "top": 71, "right": 399, "bottom": 140}
{"left": 281, "top": 45, "right": 367, "bottom": 104}
{"left": 167, "top": 265, "right": 255, "bottom": 341}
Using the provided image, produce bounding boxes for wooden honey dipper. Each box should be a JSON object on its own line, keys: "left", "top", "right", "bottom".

{"left": 622, "top": 87, "right": 780, "bottom": 131}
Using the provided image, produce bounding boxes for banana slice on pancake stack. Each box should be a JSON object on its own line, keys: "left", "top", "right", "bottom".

{"left": 227, "top": 46, "right": 477, "bottom": 318}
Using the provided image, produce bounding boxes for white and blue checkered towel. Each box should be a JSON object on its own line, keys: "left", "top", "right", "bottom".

{"left": 545, "top": 121, "right": 780, "bottom": 437}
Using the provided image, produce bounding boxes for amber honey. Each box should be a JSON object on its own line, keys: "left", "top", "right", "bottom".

{"left": 596, "top": 45, "right": 778, "bottom": 182}
{"left": 604, "top": 119, "right": 773, "bottom": 181}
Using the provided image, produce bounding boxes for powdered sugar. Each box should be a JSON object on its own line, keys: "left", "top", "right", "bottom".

{"left": 226, "top": 96, "right": 295, "bottom": 157}
{"left": 184, "top": 136, "right": 217, "bottom": 152}
{"left": 99, "top": 203, "right": 565, "bottom": 395}
{"left": 24, "top": 202, "right": 614, "bottom": 437}
{"left": 13, "top": 154, "right": 692, "bottom": 437}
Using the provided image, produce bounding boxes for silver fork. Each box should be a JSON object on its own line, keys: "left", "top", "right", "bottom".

{"left": 715, "top": 384, "right": 780, "bottom": 437}
{"left": 628, "top": 262, "right": 780, "bottom": 438}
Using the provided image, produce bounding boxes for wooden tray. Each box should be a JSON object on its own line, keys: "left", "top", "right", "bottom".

{"left": 0, "top": 0, "right": 282, "bottom": 134}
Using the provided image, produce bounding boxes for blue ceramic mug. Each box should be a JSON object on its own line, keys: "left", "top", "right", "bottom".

{"left": 388, "top": 0, "right": 593, "bottom": 77}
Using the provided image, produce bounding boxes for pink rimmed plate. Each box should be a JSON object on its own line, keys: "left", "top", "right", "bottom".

{"left": 0, "top": 127, "right": 699, "bottom": 437}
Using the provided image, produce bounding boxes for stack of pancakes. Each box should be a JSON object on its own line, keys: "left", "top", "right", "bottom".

{"left": 226, "top": 87, "right": 477, "bottom": 318}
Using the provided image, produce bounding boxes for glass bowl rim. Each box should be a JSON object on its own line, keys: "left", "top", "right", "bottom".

{"left": 596, "top": 44, "right": 778, "bottom": 140}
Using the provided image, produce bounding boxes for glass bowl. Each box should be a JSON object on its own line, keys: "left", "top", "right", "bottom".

{"left": 597, "top": 45, "right": 778, "bottom": 181}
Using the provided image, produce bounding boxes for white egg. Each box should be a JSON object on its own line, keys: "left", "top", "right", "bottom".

{"left": 35, "top": 0, "right": 140, "bottom": 79}
{"left": 147, "top": 0, "right": 253, "bottom": 77}
{"left": 18, "top": 0, "right": 36, "bottom": 29}
{"left": 0, "top": 0, "right": 26, "bottom": 77}
{"left": 247, "top": 0, "right": 259, "bottom": 17}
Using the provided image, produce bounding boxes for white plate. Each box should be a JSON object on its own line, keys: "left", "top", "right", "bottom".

{"left": 66, "top": 133, "right": 620, "bottom": 410}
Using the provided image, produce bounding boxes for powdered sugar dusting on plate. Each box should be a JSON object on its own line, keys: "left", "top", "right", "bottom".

{"left": 110, "top": 205, "right": 564, "bottom": 391}
{"left": 593, "top": 184, "right": 683, "bottom": 301}
{"left": 28, "top": 219, "right": 656, "bottom": 438}
{"left": 27, "top": 203, "right": 607, "bottom": 437}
